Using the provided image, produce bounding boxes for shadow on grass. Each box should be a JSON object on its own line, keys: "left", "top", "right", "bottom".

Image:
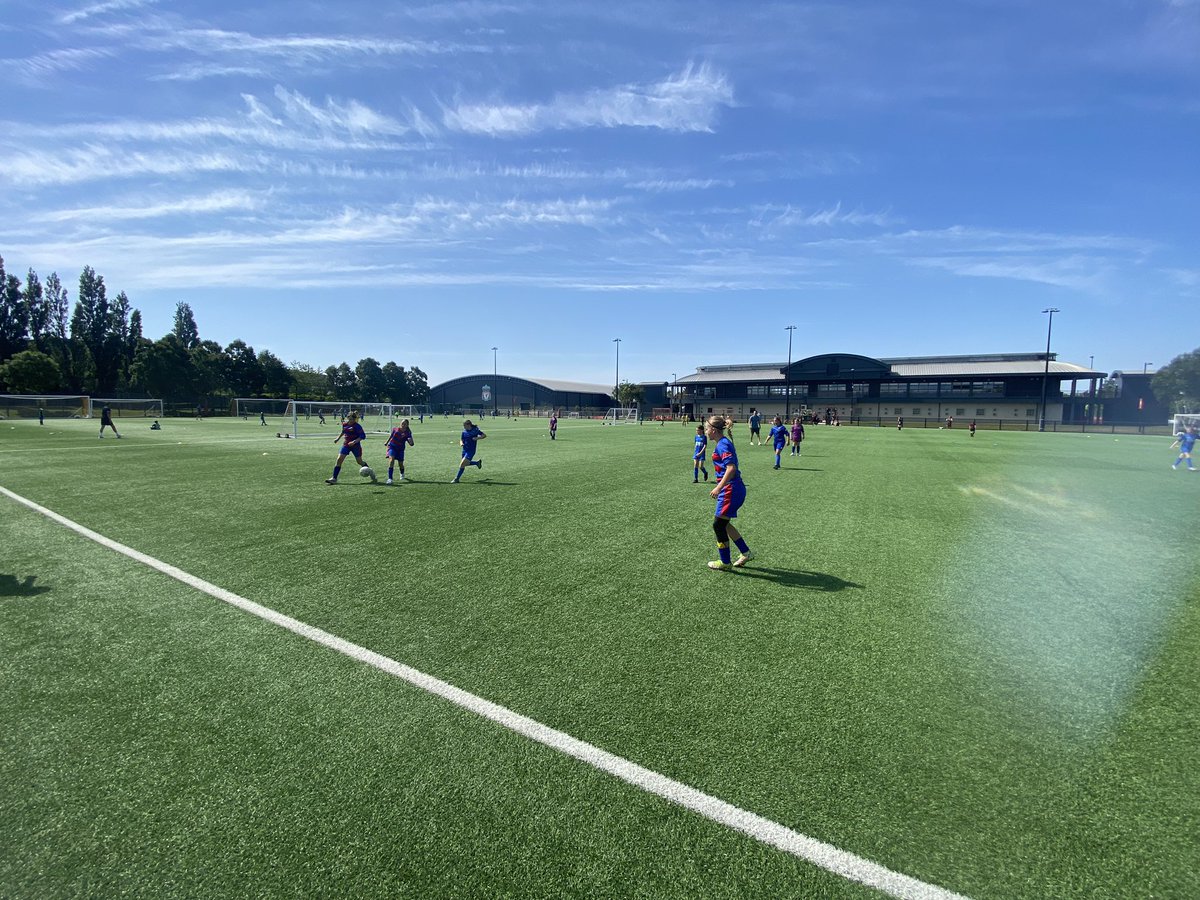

{"left": 731, "top": 566, "right": 863, "bottom": 592}
{"left": 0, "top": 574, "right": 50, "bottom": 598}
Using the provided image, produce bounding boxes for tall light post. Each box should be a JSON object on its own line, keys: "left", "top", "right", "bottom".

{"left": 671, "top": 372, "right": 677, "bottom": 420}
{"left": 491, "top": 347, "right": 498, "bottom": 416}
{"left": 1143, "top": 362, "right": 1152, "bottom": 375}
{"left": 784, "top": 325, "right": 796, "bottom": 420}
{"left": 613, "top": 338, "right": 621, "bottom": 406}
{"left": 1038, "top": 308, "right": 1060, "bottom": 432}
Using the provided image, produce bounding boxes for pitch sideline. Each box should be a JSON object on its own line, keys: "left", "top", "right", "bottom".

{"left": 1, "top": 484, "right": 969, "bottom": 900}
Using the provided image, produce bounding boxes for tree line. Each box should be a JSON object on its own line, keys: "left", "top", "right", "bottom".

{"left": 0, "top": 256, "right": 429, "bottom": 407}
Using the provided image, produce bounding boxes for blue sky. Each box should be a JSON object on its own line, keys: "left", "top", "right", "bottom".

{"left": 1, "top": 0, "right": 1196, "bottom": 388}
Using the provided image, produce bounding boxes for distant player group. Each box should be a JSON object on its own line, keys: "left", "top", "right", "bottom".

{"left": 323, "top": 412, "right": 487, "bottom": 485}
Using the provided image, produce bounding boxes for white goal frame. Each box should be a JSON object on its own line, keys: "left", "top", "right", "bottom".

{"left": 284, "top": 400, "right": 395, "bottom": 438}
{"left": 1171, "top": 413, "right": 1200, "bottom": 434}
{"left": 0, "top": 394, "right": 90, "bottom": 419}
{"left": 92, "top": 398, "right": 164, "bottom": 418}
{"left": 234, "top": 398, "right": 293, "bottom": 420}
{"left": 603, "top": 407, "right": 639, "bottom": 424}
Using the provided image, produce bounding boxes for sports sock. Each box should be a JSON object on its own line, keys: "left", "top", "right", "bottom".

{"left": 734, "top": 538, "right": 750, "bottom": 554}
{"left": 332, "top": 465, "right": 341, "bottom": 479}
{"left": 388, "top": 465, "right": 395, "bottom": 479}
{"left": 717, "top": 542, "right": 731, "bottom": 564}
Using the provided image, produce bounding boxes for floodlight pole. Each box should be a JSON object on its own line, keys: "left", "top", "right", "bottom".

{"left": 613, "top": 338, "right": 621, "bottom": 406}
{"left": 784, "top": 325, "right": 796, "bottom": 420}
{"left": 671, "top": 372, "right": 677, "bottom": 420}
{"left": 1143, "top": 362, "right": 1152, "bottom": 374}
{"left": 1038, "top": 308, "right": 1059, "bottom": 432}
{"left": 491, "top": 347, "right": 498, "bottom": 416}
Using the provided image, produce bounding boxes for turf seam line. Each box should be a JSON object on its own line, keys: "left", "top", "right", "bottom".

{"left": 0, "top": 485, "right": 969, "bottom": 900}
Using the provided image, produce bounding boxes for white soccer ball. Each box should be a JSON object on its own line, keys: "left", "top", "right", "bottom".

{"left": 360, "top": 466, "right": 374, "bottom": 478}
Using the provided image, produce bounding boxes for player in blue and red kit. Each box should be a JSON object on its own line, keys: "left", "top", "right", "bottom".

{"left": 385, "top": 418, "right": 415, "bottom": 484}
{"left": 1171, "top": 425, "right": 1197, "bottom": 471}
{"left": 768, "top": 416, "right": 788, "bottom": 469}
{"left": 692, "top": 424, "right": 709, "bottom": 483}
{"left": 549, "top": 412, "right": 558, "bottom": 440}
{"left": 325, "top": 411, "right": 375, "bottom": 484}
{"left": 452, "top": 419, "right": 486, "bottom": 482}
{"left": 705, "top": 415, "right": 753, "bottom": 570}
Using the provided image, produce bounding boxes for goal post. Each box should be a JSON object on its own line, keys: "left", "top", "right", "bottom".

{"left": 283, "top": 400, "right": 395, "bottom": 438}
{"left": 1171, "top": 413, "right": 1200, "bottom": 435}
{"left": 92, "top": 398, "right": 164, "bottom": 418}
{"left": 603, "top": 407, "right": 638, "bottom": 424}
{"left": 0, "top": 394, "right": 90, "bottom": 419}
{"left": 233, "top": 398, "right": 293, "bottom": 420}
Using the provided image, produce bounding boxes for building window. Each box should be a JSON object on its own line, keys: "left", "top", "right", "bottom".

{"left": 956, "top": 408, "right": 965, "bottom": 416}
{"left": 976, "top": 408, "right": 985, "bottom": 416}
{"left": 1025, "top": 408, "right": 1035, "bottom": 417}
{"left": 908, "top": 382, "right": 938, "bottom": 397}
{"left": 746, "top": 385, "right": 768, "bottom": 397}
{"left": 879, "top": 383, "right": 907, "bottom": 396}
{"left": 912, "top": 408, "right": 922, "bottom": 416}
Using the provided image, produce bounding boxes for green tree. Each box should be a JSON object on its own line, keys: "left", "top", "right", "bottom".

{"left": 0, "top": 349, "right": 62, "bottom": 393}
{"left": 42, "top": 272, "right": 74, "bottom": 390}
{"left": 355, "top": 357, "right": 387, "bottom": 402}
{"left": 289, "top": 362, "right": 328, "bottom": 400}
{"left": 382, "top": 362, "right": 409, "bottom": 403}
{"left": 326, "top": 363, "right": 356, "bottom": 401}
{"left": 405, "top": 365, "right": 429, "bottom": 403}
{"left": 0, "top": 257, "right": 29, "bottom": 361}
{"left": 258, "top": 348, "right": 293, "bottom": 397}
{"left": 225, "top": 340, "right": 264, "bottom": 396}
{"left": 24, "top": 269, "right": 47, "bottom": 349}
{"left": 1153, "top": 349, "right": 1200, "bottom": 413}
{"left": 131, "top": 335, "right": 195, "bottom": 402}
{"left": 614, "top": 380, "right": 644, "bottom": 408}
{"left": 172, "top": 302, "right": 200, "bottom": 349}
{"left": 190, "top": 340, "right": 228, "bottom": 399}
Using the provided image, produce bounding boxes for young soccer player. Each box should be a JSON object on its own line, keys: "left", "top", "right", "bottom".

{"left": 705, "top": 415, "right": 753, "bottom": 570}
{"left": 549, "top": 411, "right": 558, "bottom": 440}
{"left": 452, "top": 419, "right": 486, "bottom": 482}
{"left": 748, "top": 409, "right": 762, "bottom": 446}
{"left": 1171, "top": 425, "right": 1197, "bottom": 471}
{"left": 692, "top": 424, "right": 709, "bottom": 483}
{"left": 259, "top": 412, "right": 267, "bottom": 426}
{"left": 768, "top": 416, "right": 788, "bottom": 469}
{"left": 969, "top": 420, "right": 977, "bottom": 438}
{"left": 385, "top": 418, "right": 415, "bottom": 484}
{"left": 98, "top": 404, "right": 121, "bottom": 438}
{"left": 790, "top": 417, "right": 805, "bottom": 456}
{"left": 325, "top": 411, "right": 375, "bottom": 484}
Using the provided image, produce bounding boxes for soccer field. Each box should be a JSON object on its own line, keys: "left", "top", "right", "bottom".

{"left": 2, "top": 415, "right": 1197, "bottom": 898}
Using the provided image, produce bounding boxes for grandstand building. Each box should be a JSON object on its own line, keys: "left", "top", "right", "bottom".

{"left": 427, "top": 374, "right": 613, "bottom": 415}
{"left": 663, "top": 352, "right": 1108, "bottom": 427}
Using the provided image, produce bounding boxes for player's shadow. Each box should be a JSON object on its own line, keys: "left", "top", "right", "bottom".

{"left": 0, "top": 574, "right": 50, "bottom": 598}
{"left": 733, "top": 567, "right": 863, "bottom": 593}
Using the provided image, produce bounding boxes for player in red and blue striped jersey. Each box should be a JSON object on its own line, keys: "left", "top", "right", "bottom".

{"left": 452, "top": 419, "right": 486, "bottom": 483}
{"left": 385, "top": 418, "right": 415, "bottom": 484}
{"left": 692, "top": 425, "right": 709, "bottom": 483}
{"left": 325, "top": 411, "right": 375, "bottom": 484}
{"left": 705, "top": 414, "right": 753, "bottom": 570}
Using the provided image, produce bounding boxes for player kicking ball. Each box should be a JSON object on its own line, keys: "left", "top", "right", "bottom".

{"left": 325, "top": 411, "right": 376, "bottom": 484}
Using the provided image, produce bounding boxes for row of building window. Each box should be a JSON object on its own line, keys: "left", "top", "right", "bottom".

{"left": 721, "top": 381, "right": 1012, "bottom": 400}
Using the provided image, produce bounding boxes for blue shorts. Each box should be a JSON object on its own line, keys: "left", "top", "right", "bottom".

{"left": 340, "top": 444, "right": 363, "bottom": 460}
{"left": 461, "top": 450, "right": 476, "bottom": 461}
{"left": 714, "top": 480, "right": 746, "bottom": 519}
{"left": 387, "top": 446, "right": 406, "bottom": 460}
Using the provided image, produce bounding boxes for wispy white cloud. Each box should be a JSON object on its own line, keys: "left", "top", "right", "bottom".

{"left": 30, "top": 190, "right": 265, "bottom": 223}
{"left": 626, "top": 178, "right": 732, "bottom": 192}
{"left": 59, "top": 0, "right": 158, "bottom": 26}
{"left": 754, "top": 203, "right": 897, "bottom": 233}
{"left": 9, "top": 48, "right": 116, "bottom": 81}
{"left": 443, "top": 63, "right": 734, "bottom": 135}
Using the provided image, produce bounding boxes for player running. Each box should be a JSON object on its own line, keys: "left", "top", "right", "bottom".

{"left": 768, "top": 415, "right": 788, "bottom": 469}
{"left": 1171, "top": 425, "right": 1197, "bottom": 471}
{"left": 325, "top": 411, "right": 375, "bottom": 484}
{"left": 385, "top": 418, "right": 415, "bottom": 484}
{"left": 452, "top": 419, "right": 486, "bottom": 483}
{"left": 692, "top": 424, "right": 709, "bottom": 483}
{"left": 705, "top": 415, "right": 753, "bottom": 571}
{"left": 549, "top": 411, "right": 558, "bottom": 440}
{"left": 98, "top": 404, "right": 121, "bottom": 439}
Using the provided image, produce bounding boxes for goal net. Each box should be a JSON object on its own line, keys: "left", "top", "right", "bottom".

{"left": 92, "top": 398, "right": 164, "bottom": 418}
{"left": 284, "top": 401, "right": 395, "bottom": 438}
{"left": 0, "top": 394, "right": 90, "bottom": 419}
{"left": 603, "top": 407, "right": 638, "bottom": 424}
{"left": 1171, "top": 413, "right": 1200, "bottom": 434}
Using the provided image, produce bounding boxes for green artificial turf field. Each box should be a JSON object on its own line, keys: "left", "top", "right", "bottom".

{"left": 2, "top": 414, "right": 1197, "bottom": 898}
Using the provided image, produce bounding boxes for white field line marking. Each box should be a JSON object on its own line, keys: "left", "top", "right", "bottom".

{"left": 1, "top": 484, "right": 969, "bottom": 900}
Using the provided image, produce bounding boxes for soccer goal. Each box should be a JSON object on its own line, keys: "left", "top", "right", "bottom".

{"left": 0, "top": 394, "right": 90, "bottom": 419}
{"left": 92, "top": 398, "right": 164, "bottom": 418}
{"left": 603, "top": 407, "right": 639, "bottom": 424}
{"left": 1171, "top": 413, "right": 1200, "bottom": 434}
{"left": 283, "top": 400, "right": 395, "bottom": 438}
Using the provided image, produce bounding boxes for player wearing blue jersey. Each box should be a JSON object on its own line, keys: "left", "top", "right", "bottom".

{"left": 692, "top": 425, "right": 709, "bottom": 483}
{"left": 452, "top": 419, "right": 486, "bottom": 483}
{"left": 1171, "top": 426, "right": 1197, "bottom": 471}
{"left": 768, "top": 416, "right": 788, "bottom": 469}
{"left": 325, "top": 411, "right": 375, "bottom": 484}
{"left": 385, "top": 418, "right": 415, "bottom": 484}
{"left": 705, "top": 415, "right": 753, "bottom": 571}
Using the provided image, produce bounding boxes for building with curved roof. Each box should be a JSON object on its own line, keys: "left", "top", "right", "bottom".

{"left": 427, "top": 374, "right": 613, "bottom": 415}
